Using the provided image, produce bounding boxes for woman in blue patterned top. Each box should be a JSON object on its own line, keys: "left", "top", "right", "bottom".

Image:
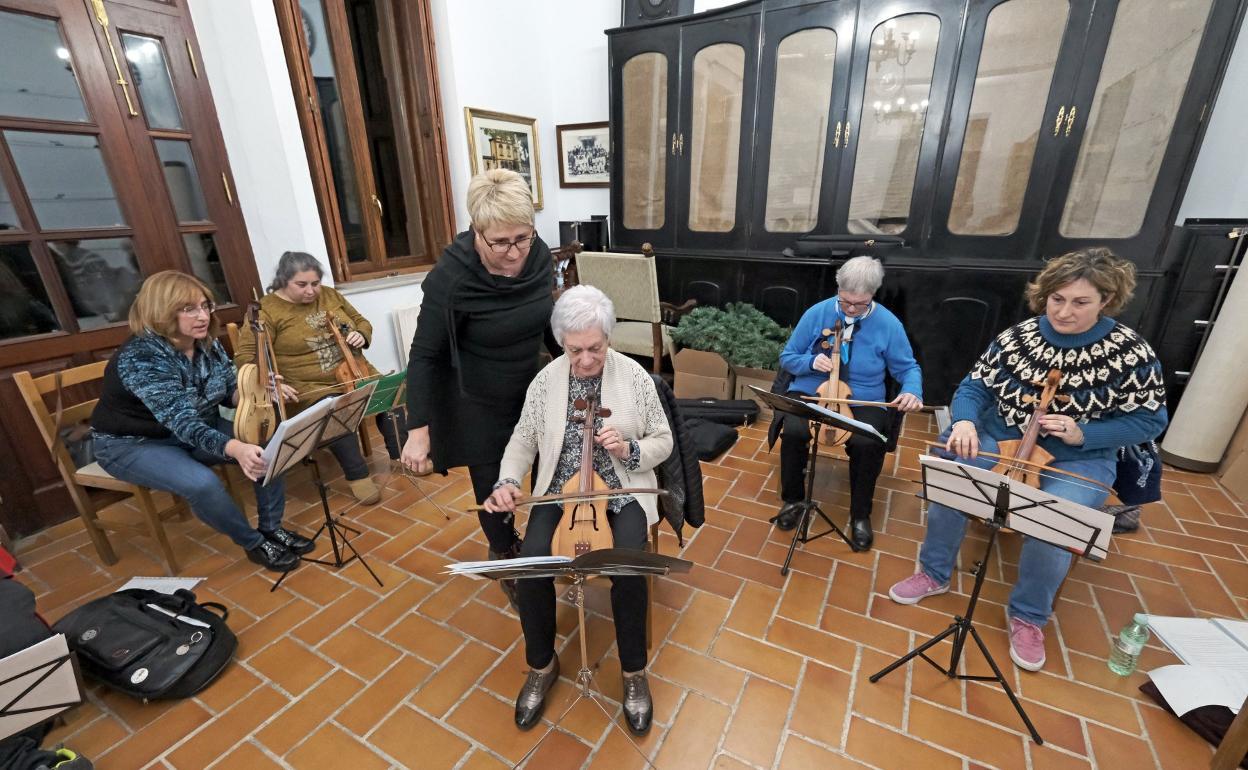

{"left": 90, "top": 271, "right": 313, "bottom": 572}
{"left": 889, "top": 249, "right": 1168, "bottom": 672}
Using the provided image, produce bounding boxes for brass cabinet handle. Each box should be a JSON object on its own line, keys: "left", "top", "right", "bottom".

{"left": 844, "top": 121, "right": 852, "bottom": 145}
{"left": 678, "top": 133, "right": 684, "bottom": 156}
{"left": 371, "top": 193, "right": 384, "bottom": 218}
{"left": 1054, "top": 105, "right": 1066, "bottom": 136}
{"left": 671, "top": 132, "right": 677, "bottom": 156}
{"left": 89, "top": 0, "right": 138, "bottom": 117}
{"left": 221, "top": 172, "right": 233, "bottom": 205}
{"left": 833, "top": 121, "right": 842, "bottom": 148}
{"left": 1065, "top": 105, "right": 1077, "bottom": 136}
{"left": 186, "top": 40, "right": 199, "bottom": 78}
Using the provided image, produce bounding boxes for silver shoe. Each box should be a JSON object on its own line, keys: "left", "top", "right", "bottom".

{"left": 514, "top": 657, "right": 560, "bottom": 729}
{"left": 621, "top": 672, "right": 653, "bottom": 735}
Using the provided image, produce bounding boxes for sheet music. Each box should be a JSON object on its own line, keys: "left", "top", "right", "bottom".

{"left": 117, "top": 576, "right": 203, "bottom": 595}
{"left": 1148, "top": 664, "right": 1248, "bottom": 715}
{"left": 261, "top": 396, "right": 333, "bottom": 467}
{"left": 918, "top": 455, "right": 1114, "bottom": 560}
{"left": 804, "top": 401, "right": 887, "bottom": 442}
{"left": 0, "top": 634, "right": 79, "bottom": 741}
{"left": 1215, "top": 619, "right": 1248, "bottom": 648}
{"left": 445, "top": 556, "right": 572, "bottom": 575}
{"left": 1147, "top": 615, "right": 1248, "bottom": 669}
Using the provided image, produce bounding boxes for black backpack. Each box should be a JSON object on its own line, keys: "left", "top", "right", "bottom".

{"left": 53, "top": 588, "right": 236, "bottom": 701}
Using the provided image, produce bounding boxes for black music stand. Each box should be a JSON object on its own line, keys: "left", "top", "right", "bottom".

{"left": 749, "top": 387, "right": 887, "bottom": 575}
{"left": 869, "top": 454, "right": 1112, "bottom": 744}
{"left": 263, "top": 381, "right": 383, "bottom": 592}
{"left": 448, "top": 548, "right": 693, "bottom": 769}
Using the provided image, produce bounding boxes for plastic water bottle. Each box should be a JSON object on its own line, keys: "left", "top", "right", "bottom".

{"left": 1108, "top": 613, "right": 1150, "bottom": 676}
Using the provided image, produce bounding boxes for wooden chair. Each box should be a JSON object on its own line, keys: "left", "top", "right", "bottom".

{"left": 551, "top": 240, "right": 583, "bottom": 294}
{"left": 13, "top": 362, "right": 220, "bottom": 575}
{"left": 574, "top": 243, "right": 696, "bottom": 373}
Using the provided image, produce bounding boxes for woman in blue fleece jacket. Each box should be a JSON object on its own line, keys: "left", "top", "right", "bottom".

{"left": 888, "top": 248, "right": 1168, "bottom": 673}
{"left": 774, "top": 256, "right": 925, "bottom": 550}
{"left": 90, "top": 271, "right": 313, "bottom": 572}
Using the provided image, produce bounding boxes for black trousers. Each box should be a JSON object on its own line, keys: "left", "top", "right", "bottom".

{"left": 779, "top": 405, "right": 890, "bottom": 521}
{"left": 467, "top": 462, "right": 519, "bottom": 554}
{"left": 516, "top": 500, "right": 649, "bottom": 673}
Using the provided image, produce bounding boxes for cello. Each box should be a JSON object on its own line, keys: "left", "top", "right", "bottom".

{"left": 551, "top": 386, "right": 615, "bottom": 558}
{"left": 989, "top": 368, "right": 1066, "bottom": 488}
{"left": 814, "top": 322, "right": 855, "bottom": 446}
{"left": 324, "top": 311, "right": 367, "bottom": 390}
{"left": 233, "top": 303, "right": 286, "bottom": 445}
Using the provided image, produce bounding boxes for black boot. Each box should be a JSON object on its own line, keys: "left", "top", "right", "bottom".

{"left": 850, "top": 517, "right": 873, "bottom": 551}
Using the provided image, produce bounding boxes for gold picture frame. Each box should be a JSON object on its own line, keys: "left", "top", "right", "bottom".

{"left": 464, "top": 107, "right": 543, "bottom": 211}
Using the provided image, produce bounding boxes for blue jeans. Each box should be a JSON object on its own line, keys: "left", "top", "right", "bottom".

{"left": 918, "top": 432, "right": 1115, "bottom": 627}
{"left": 92, "top": 428, "right": 285, "bottom": 550}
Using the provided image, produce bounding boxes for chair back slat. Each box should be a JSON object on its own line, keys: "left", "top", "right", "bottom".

{"left": 575, "top": 251, "right": 662, "bottom": 323}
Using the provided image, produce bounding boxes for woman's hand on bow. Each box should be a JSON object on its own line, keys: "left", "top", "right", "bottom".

{"left": 890, "top": 392, "right": 924, "bottom": 412}
{"left": 946, "top": 420, "right": 980, "bottom": 459}
{"left": 1038, "top": 414, "right": 1084, "bottom": 446}
{"left": 483, "top": 482, "right": 521, "bottom": 513}
{"left": 273, "top": 374, "right": 299, "bottom": 402}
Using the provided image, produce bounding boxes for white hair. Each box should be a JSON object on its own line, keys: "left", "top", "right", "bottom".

{"left": 836, "top": 256, "right": 885, "bottom": 295}
{"left": 552, "top": 285, "right": 616, "bottom": 345}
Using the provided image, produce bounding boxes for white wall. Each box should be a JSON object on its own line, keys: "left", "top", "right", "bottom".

{"left": 1176, "top": 11, "right": 1248, "bottom": 222}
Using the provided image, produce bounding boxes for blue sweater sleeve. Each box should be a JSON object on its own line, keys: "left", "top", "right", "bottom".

{"left": 1080, "top": 406, "right": 1168, "bottom": 452}
{"left": 779, "top": 304, "right": 823, "bottom": 376}
{"left": 118, "top": 341, "right": 232, "bottom": 457}
{"left": 950, "top": 374, "right": 995, "bottom": 424}
{"left": 884, "top": 322, "right": 923, "bottom": 399}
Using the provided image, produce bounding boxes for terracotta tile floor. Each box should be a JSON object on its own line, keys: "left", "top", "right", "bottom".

{"left": 12, "top": 417, "right": 1247, "bottom": 769}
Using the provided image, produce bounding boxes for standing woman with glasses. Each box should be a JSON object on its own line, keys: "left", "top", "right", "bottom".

{"left": 90, "top": 271, "right": 312, "bottom": 572}
{"left": 769, "top": 256, "right": 925, "bottom": 550}
{"left": 401, "top": 169, "right": 553, "bottom": 605}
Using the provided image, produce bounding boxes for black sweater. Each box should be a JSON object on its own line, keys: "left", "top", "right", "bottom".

{"left": 405, "top": 230, "right": 553, "bottom": 470}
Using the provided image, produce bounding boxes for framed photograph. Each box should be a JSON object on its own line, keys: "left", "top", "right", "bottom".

{"left": 556, "top": 121, "right": 610, "bottom": 188}
{"left": 464, "top": 107, "right": 543, "bottom": 210}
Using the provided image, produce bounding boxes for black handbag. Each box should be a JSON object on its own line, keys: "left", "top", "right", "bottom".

{"left": 53, "top": 588, "right": 236, "bottom": 701}
{"left": 674, "top": 397, "right": 759, "bottom": 426}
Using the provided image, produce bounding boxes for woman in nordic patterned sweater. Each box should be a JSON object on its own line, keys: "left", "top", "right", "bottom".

{"left": 888, "top": 248, "right": 1168, "bottom": 672}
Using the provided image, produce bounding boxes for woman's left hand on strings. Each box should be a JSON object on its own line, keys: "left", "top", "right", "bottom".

{"left": 1038, "top": 414, "right": 1084, "bottom": 445}
{"left": 345, "top": 331, "right": 366, "bottom": 348}
{"left": 595, "top": 426, "right": 630, "bottom": 459}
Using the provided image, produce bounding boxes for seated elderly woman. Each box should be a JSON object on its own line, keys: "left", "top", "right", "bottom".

{"left": 483, "top": 285, "right": 672, "bottom": 735}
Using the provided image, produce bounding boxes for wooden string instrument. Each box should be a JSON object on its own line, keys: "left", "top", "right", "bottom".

{"left": 233, "top": 303, "right": 286, "bottom": 444}
{"left": 990, "top": 368, "right": 1069, "bottom": 488}
{"left": 552, "top": 386, "right": 615, "bottom": 558}
{"left": 814, "top": 321, "right": 854, "bottom": 446}
{"left": 325, "top": 311, "right": 367, "bottom": 390}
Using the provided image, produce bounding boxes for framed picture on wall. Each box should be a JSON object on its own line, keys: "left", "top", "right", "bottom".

{"left": 464, "top": 107, "right": 543, "bottom": 210}
{"left": 556, "top": 121, "right": 610, "bottom": 188}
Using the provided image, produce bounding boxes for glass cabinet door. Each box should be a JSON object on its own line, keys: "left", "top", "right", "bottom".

{"left": 676, "top": 13, "right": 759, "bottom": 250}
{"left": 927, "top": 0, "right": 1081, "bottom": 258}
{"left": 748, "top": 2, "right": 857, "bottom": 253}
{"left": 610, "top": 26, "right": 680, "bottom": 249}
{"left": 831, "top": 0, "right": 962, "bottom": 238}
{"left": 1041, "top": 0, "right": 1221, "bottom": 262}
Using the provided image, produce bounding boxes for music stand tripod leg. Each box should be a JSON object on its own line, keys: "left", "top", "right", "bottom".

{"left": 775, "top": 427, "right": 858, "bottom": 575}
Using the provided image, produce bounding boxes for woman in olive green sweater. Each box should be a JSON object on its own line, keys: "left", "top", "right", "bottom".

{"left": 235, "top": 251, "right": 385, "bottom": 504}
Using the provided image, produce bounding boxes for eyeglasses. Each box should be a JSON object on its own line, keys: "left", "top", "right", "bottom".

{"left": 479, "top": 231, "right": 537, "bottom": 255}
{"left": 177, "top": 301, "right": 216, "bottom": 316}
{"left": 837, "top": 295, "right": 872, "bottom": 312}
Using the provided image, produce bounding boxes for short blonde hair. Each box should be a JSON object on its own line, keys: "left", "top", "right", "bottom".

{"left": 467, "top": 169, "right": 534, "bottom": 231}
{"left": 128, "top": 270, "right": 219, "bottom": 341}
{"left": 1025, "top": 248, "right": 1136, "bottom": 316}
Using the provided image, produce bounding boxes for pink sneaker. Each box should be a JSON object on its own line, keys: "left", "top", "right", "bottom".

{"left": 888, "top": 572, "right": 949, "bottom": 605}
{"left": 1008, "top": 616, "right": 1046, "bottom": 672}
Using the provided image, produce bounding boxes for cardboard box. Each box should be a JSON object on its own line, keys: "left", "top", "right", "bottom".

{"left": 733, "top": 365, "right": 778, "bottom": 421}
{"left": 673, "top": 348, "right": 734, "bottom": 400}
{"left": 1217, "top": 405, "right": 1248, "bottom": 501}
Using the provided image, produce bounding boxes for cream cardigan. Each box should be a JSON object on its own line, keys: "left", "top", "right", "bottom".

{"left": 498, "top": 349, "right": 674, "bottom": 525}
